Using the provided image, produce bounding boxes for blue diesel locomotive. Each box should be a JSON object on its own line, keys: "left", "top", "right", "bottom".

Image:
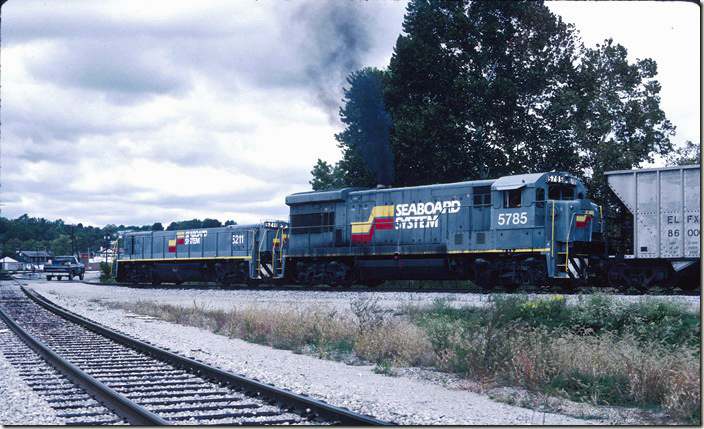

{"left": 115, "top": 171, "right": 603, "bottom": 289}
{"left": 285, "top": 171, "right": 602, "bottom": 289}
{"left": 116, "top": 221, "right": 288, "bottom": 285}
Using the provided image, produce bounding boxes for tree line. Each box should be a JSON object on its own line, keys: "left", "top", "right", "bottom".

{"left": 311, "top": 0, "right": 698, "bottom": 206}
{"left": 0, "top": 215, "right": 237, "bottom": 258}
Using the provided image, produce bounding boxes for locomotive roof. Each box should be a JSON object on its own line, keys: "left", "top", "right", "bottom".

{"left": 491, "top": 173, "right": 546, "bottom": 191}
{"left": 286, "top": 180, "right": 499, "bottom": 205}
{"left": 121, "top": 224, "right": 265, "bottom": 237}
{"left": 349, "top": 179, "right": 497, "bottom": 197}
{"left": 286, "top": 187, "right": 367, "bottom": 205}
{"left": 286, "top": 172, "right": 583, "bottom": 206}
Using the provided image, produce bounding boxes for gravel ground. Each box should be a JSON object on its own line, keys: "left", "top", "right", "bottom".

{"left": 2, "top": 278, "right": 698, "bottom": 425}
{"left": 0, "top": 321, "right": 63, "bottom": 425}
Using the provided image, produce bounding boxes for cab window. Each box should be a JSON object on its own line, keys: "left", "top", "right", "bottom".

{"left": 548, "top": 185, "right": 576, "bottom": 200}
{"left": 504, "top": 189, "right": 522, "bottom": 208}
{"left": 473, "top": 186, "right": 491, "bottom": 207}
{"left": 536, "top": 188, "right": 545, "bottom": 208}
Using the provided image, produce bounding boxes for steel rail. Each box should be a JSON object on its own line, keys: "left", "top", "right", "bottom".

{"left": 0, "top": 301, "right": 169, "bottom": 425}
{"left": 81, "top": 279, "right": 700, "bottom": 296}
{"left": 21, "top": 286, "right": 393, "bottom": 425}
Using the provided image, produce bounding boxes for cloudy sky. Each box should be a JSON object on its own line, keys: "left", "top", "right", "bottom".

{"left": 1, "top": 0, "right": 699, "bottom": 227}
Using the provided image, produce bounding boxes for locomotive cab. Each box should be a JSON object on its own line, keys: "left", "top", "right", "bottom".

{"left": 490, "top": 172, "right": 603, "bottom": 282}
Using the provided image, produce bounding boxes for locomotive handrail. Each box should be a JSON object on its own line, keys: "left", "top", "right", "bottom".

{"left": 566, "top": 212, "right": 577, "bottom": 273}
{"left": 258, "top": 228, "right": 267, "bottom": 277}
{"left": 550, "top": 200, "right": 556, "bottom": 259}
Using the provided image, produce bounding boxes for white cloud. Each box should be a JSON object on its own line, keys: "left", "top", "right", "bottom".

{"left": 1, "top": 0, "right": 696, "bottom": 228}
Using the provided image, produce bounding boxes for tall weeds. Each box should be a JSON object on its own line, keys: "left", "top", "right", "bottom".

{"left": 111, "top": 293, "right": 700, "bottom": 423}
{"left": 411, "top": 294, "right": 700, "bottom": 422}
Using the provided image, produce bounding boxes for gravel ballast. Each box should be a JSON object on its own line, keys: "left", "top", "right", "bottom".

{"left": 0, "top": 321, "right": 63, "bottom": 425}
{"left": 3, "top": 278, "right": 698, "bottom": 425}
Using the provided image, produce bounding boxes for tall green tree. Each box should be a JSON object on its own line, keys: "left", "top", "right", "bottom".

{"left": 312, "top": 0, "right": 675, "bottom": 198}
{"left": 310, "top": 159, "right": 346, "bottom": 190}
{"left": 310, "top": 68, "right": 390, "bottom": 190}
{"left": 567, "top": 38, "right": 675, "bottom": 202}
{"left": 385, "top": 0, "right": 580, "bottom": 184}
{"left": 50, "top": 235, "right": 72, "bottom": 256}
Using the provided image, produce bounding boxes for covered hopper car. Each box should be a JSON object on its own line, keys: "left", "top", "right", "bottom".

{"left": 604, "top": 165, "right": 700, "bottom": 291}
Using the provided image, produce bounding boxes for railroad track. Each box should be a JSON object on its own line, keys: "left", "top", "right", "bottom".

{"left": 83, "top": 280, "right": 700, "bottom": 296}
{"left": 0, "top": 280, "right": 392, "bottom": 425}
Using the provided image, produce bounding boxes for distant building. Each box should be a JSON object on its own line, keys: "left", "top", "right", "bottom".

{"left": 1, "top": 257, "right": 22, "bottom": 271}
{"left": 16, "top": 250, "right": 52, "bottom": 264}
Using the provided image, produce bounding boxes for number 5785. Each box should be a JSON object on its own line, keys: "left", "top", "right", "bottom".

{"left": 497, "top": 212, "right": 528, "bottom": 226}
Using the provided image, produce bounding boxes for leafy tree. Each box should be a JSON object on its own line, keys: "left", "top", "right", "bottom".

{"left": 202, "top": 218, "right": 222, "bottom": 228}
{"left": 310, "top": 68, "right": 391, "bottom": 190}
{"left": 566, "top": 38, "right": 675, "bottom": 203}
{"left": 3, "top": 238, "right": 22, "bottom": 257}
{"left": 667, "top": 140, "right": 700, "bottom": 166}
{"left": 312, "top": 0, "right": 675, "bottom": 198}
{"left": 384, "top": 0, "right": 580, "bottom": 185}
{"left": 50, "top": 235, "right": 72, "bottom": 255}
{"left": 151, "top": 222, "right": 164, "bottom": 231}
{"left": 336, "top": 67, "right": 394, "bottom": 186}
{"left": 224, "top": 220, "right": 238, "bottom": 226}
{"left": 310, "top": 159, "right": 346, "bottom": 191}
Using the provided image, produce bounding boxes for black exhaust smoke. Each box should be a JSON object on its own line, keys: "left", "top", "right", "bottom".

{"left": 292, "top": 2, "right": 372, "bottom": 124}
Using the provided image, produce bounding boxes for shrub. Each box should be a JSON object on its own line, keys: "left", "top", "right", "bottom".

{"left": 99, "top": 262, "right": 113, "bottom": 282}
{"left": 406, "top": 294, "right": 700, "bottom": 422}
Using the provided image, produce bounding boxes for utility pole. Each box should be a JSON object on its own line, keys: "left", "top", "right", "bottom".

{"left": 104, "top": 234, "right": 110, "bottom": 264}
{"left": 71, "top": 224, "right": 76, "bottom": 256}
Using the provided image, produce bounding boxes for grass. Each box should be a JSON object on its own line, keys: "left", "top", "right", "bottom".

{"left": 109, "top": 293, "right": 700, "bottom": 424}
{"left": 407, "top": 294, "right": 700, "bottom": 423}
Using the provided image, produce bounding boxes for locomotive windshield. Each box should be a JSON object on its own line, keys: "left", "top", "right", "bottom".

{"left": 548, "top": 184, "right": 575, "bottom": 200}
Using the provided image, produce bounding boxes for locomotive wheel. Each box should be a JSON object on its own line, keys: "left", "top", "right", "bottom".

{"left": 607, "top": 263, "right": 627, "bottom": 288}
{"left": 470, "top": 261, "right": 495, "bottom": 291}
{"left": 150, "top": 271, "right": 161, "bottom": 286}
{"left": 294, "top": 268, "right": 314, "bottom": 287}
{"left": 214, "top": 263, "right": 230, "bottom": 286}
{"left": 339, "top": 270, "right": 356, "bottom": 288}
